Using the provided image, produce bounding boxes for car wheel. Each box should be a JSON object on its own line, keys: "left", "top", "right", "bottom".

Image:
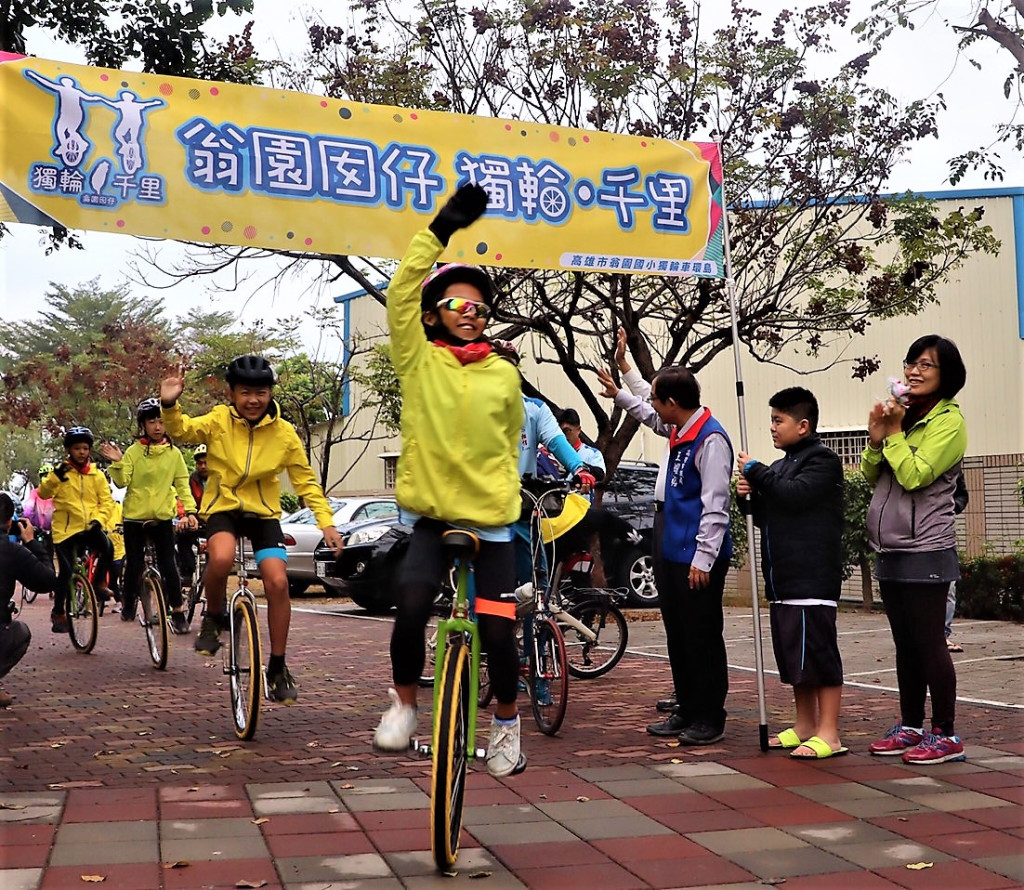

{"left": 614, "top": 545, "right": 659, "bottom": 607}
{"left": 288, "top": 580, "right": 310, "bottom": 597}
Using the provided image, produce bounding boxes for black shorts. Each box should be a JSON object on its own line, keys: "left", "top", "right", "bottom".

{"left": 399, "top": 518, "right": 516, "bottom": 618}
{"left": 205, "top": 512, "right": 286, "bottom": 563}
{"left": 769, "top": 603, "right": 843, "bottom": 688}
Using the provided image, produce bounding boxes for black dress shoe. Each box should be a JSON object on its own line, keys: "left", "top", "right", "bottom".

{"left": 677, "top": 723, "right": 725, "bottom": 746}
{"left": 647, "top": 712, "right": 690, "bottom": 737}
{"left": 656, "top": 694, "right": 678, "bottom": 713}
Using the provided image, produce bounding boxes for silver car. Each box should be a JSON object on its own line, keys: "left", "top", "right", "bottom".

{"left": 242, "top": 496, "right": 398, "bottom": 594}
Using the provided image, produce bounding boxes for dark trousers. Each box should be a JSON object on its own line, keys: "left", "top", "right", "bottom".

{"left": 123, "top": 520, "right": 183, "bottom": 609}
{"left": 0, "top": 620, "right": 31, "bottom": 680}
{"left": 54, "top": 527, "right": 113, "bottom": 617}
{"left": 880, "top": 580, "right": 956, "bottom": 735}
{"left": 653, "top": 512, "right": 729, "bottom": 730}
{"left": 392, "top": 520, "right": 519, "bottom": 705}
{"left": 176, "top": 529, "right": 200, "bottom": 585}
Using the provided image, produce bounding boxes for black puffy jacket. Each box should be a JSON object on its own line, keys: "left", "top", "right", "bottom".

{"left": 740, "top": 436, "right": 844, "bottom": 603}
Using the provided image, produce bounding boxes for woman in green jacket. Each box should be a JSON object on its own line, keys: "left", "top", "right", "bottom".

{"left": 101, "top": 398, "right": 198, "bottom": 635}
{"left": 861, "top": 335, "right": 968, "bottom": 765}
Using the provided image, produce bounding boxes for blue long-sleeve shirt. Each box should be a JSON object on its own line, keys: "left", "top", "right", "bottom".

{"left": 518, "top": 397, "right": 583, "bottom": 478}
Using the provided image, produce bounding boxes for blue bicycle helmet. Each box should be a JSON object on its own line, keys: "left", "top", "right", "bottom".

{"left": 64, "top": 426, "right": 94, "bottom": 448}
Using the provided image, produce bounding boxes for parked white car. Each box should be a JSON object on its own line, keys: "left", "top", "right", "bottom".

{"left": 241, "top": 496, "right": 398, "bottom": 594}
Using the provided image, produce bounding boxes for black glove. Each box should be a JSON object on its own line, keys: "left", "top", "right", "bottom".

{"left": 54, "top": 464, "right": 70, "bottom": 482}
{"left": 429, "top": 184, "right": 488, "bottom": 246}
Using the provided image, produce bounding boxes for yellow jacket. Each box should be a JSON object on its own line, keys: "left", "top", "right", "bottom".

{"left": 387, "top": 229, "right": 523, "bottom": 527}
{"left": 161, "top": 401, "right": 335, "bottom": 529}
{"left": 38, "top": 462, "right": 116, "bottom": 545}
{"left": 108, "top": 502, "right": 126, "bottom": 561}
{"left": 108, "top": 440, "right": 197, "bottom": 522}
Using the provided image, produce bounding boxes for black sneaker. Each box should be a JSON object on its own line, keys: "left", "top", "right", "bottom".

{"left": 169, "top": 612, "right": 190, "bottom": 635}
{"left": 656, "top": 693, "right": 678, "bottom": 713}
{"left": 195, "top": 614, "right": 223, "bottom": 655}
{"left": 120, "top": 598, "right": 138, "bottom": 622}
{"left": 646, "top": 712, "right": 690, "bottom": 737}
{"left": 267, "top": 665, "right": 298, "bottom": 704}
{"left": 677, "top": 723, "right": 725, "bottom": 746}
{"left": 51, "top": 614, "right": 68, "bottom": 634}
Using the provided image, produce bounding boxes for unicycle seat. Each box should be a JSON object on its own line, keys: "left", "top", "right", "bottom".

{"left": 441, "top": 529, "right": 479, "bottom": 561}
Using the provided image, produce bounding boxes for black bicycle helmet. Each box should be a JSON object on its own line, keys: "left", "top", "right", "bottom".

{"left": 136, "top": 397, "right": 162, "bottom": 425}
{"left": 64, "top": 426, "right": 94, "bottom": 448}
{"left": 225, "top": 355, "right": 276, "bottom": 386}
{"left": 421, "top": 263, "right": 493, "bottom": 313}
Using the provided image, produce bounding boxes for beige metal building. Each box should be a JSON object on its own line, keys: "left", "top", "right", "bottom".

{"left": 314, "top": 187, "right": 1024, "bottom": 555}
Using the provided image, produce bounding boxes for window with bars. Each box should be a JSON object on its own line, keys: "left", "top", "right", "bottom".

{"left": 379, "top": 453, "right": 399, "bottom": 490}
{"left": 819, "top": 429, "right": 870, "bottom": 465}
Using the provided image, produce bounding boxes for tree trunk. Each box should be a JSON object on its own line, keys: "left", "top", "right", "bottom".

{"left": 860, "top": 556, "right": 874, "bottom": 611}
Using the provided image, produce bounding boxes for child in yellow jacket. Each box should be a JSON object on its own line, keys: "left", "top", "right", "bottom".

{"left": 38, "top": 427, "right": 115, "bottom": 633}
{"left": 101, "top": 398, "right": 198, "bottom": 635}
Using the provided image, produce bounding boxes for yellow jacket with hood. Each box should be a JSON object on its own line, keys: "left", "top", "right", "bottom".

{"left": 161, "top": 401, "right": 335, "bottom": 529}
{"left": 387, "top": 229, "right": 523, "bottom": 527}
{"left": 38, "top": 461, "right": 116, "bottom": 544}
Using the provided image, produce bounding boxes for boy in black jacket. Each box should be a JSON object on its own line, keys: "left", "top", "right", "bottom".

{"left": 737, "top": 388, "right": 846, "bottom": 759}
{"left": 1, "top": 493, "right": 57, "bottom": 707}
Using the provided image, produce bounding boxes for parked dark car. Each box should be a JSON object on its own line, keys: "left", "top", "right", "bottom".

{"left": 314, "top": 461, "right": 661, "bottom": 613}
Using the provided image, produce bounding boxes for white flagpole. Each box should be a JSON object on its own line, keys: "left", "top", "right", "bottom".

{"left": 717, "top": 151, "right": 770, "bottom": 752}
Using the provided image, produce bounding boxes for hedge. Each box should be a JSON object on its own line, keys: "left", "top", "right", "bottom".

{"left": 957, "top": 547, "right": 1024, "bottom": 623}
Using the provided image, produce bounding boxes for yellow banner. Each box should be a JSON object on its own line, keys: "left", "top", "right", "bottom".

{"left": 0, "top": 54, "right": 725, "bottom": 276}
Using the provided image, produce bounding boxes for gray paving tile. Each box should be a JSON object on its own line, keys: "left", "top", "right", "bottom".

{"left": 384, "top": 847, "right": 502, "bottom": 877}
{"left": 331, "top": 778, "right": 423, "bottom": 795}
{"left": 909, "top": 790, "right": 1013, "bottom": 812}
{"left": 970, "top": 754, "right": 1024, "bottom": 769}
{"left": 976, "top": 854, "right": 1024, "bottom": 884}
{"left": 863, "top": 775, "right": 957, "bottom": 797}
{"left": 791, "top": 783, "right": 890, "bottom": 803}
{"left": 463, "top": 804, "right": 548, "bottom": 826}
{"left": 654, "top": 762, "right": 738, "bottom": 778}
{"left": 161, "top": 834, "right": 269, "bottom": 861}
{"left": 673, "top": 774, "right": 772, "bottom": 793}
{"left": 571, "top": 765, "right": 662, "bottom": 782}
{"left": 160, "top": 817, "right": 264, "bottom": 840}
{"left": 56, "top": 820, "right": 156, "bottom": 843}
{"left": 247, "top": 781, "right": 337, "bottom": 799}
{"left": 686, "top": 884, "right": 766, "bottom": 890}
{"left": 824, "top": 797, "right": 922, "bottom": 818}
{"left": 0, "top": 792, "right": 64, "bottom": 824}
{"left": 49, "top": 839, "right": 160, "bottom": 866}
{"left": 688, "top": 826, "right": 808, "bottom": 855}
{"left": 284, "top": 881, "right": 403, "bottom": 890}
{"left": 404, "top": 873, "right": 527, "bottom": 889}
{"left": 564, "top": 814, "right": 675, "bottom": 840}
{"left": 828, "top": 839, "right": 954, "bottom": 869}
{"left": 277, "top": 853, "right": 393, "bottom": 883}
{"left": 595, "top": 778, "right": 694, "bottom": 797}
{"left": 252, "top": 794, "right": 346, "bottom": 816}
{"left": 0, "top": 869, "right": 42, "bottom": 890}
{"left": 725, "top": 847, "right": 859, "bottom": 879}
{"left": 341, "top": 790, "right": 431, "bottom": 812}
{"left": 782, "top": 821, "right": 904, "bottom": 846}
{"left": 468, "top": 820, "right": 578, "bottom": 846}
{"left": 535, "top": 798, "right": 639, "bottom": 820}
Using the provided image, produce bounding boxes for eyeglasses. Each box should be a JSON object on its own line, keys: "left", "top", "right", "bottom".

{"left": 436, "top": 297, "right": 490, "bottom": 319}
{"left": 903, "top": 360, "right": 939, "bottom": 372}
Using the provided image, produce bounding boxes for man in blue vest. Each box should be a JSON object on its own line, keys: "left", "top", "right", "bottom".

{"left": 599, "top": 354, "right": 733, "bottom": 746}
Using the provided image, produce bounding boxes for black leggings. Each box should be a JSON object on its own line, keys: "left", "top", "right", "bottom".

{"left": 123, "top": 520, "right": 183, "bottom": 609}
{"left": 880, "top": 581, "right": 957, "bottom": 736}
{"left": 391, "top": 519, "right": 519, "bottom": 705}
{"left": 54, "top": 527, "right": 113, "bottom": 617}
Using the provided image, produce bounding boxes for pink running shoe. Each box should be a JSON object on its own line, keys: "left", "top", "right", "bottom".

{"left": 869, "top": 724, "right": 924, "bottom": 756}
{"left": 901, "top": 732, "right": 966, "bottom": 765}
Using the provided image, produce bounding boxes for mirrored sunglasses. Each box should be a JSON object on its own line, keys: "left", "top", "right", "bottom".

{"left": 436, "top": 297, "right": 490, "bottom": 319}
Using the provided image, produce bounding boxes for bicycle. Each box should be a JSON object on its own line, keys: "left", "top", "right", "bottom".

{"left": 220, "top": 534, "right": 268, "bottom": 741}
{"left": 181, "top": 535, "right": 207, "bottom": 627}
{"left": 417, "top": 529, "right": 524, "bottom": 871}
{"left": 132, "top": 522, "right": 169, "bottom": 671}
{"left": 549, "top": 571, "right": 629, "bottom": 681}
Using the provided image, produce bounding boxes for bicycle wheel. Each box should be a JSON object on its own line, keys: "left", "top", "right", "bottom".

{"left": 430, "top": 639, "right": 470, "bottom": 871}
{"left": 139, "top": 572, "right": 169, "bottom": 670}
{"left": 67, "top": 572, "right": 98, "bottom": 653}
{"left": 229, "top": 596, "right": 262, "bottom": 741}
{"left": 185, "top": 570, "right": 205, "bottom": 626}
{"left": 477, "top": 652, "right": 493, "bottom": 708}
{"left": 561, "top": 601, "right": 628, "bottom": 679}
{"left": 529, "top": 616, "right": 568, "bottom": 736}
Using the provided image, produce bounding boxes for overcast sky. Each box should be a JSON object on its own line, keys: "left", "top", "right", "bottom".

{"left": 2, "top": 0, "right": 1020, "bottom": 341}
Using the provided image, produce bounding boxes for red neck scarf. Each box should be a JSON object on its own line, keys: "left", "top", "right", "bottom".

{"left": 432, "top": 339, "right": 494, "bottom": 365}
{"left": 669, "top": 407, "right": 711, "bottom": 450}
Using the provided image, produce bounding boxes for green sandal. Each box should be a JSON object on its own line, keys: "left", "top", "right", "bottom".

{"left": 769, "top": 727, "right": 804, "bottom": 749}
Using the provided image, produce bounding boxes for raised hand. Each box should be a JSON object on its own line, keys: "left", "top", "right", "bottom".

{"left": 596, "top": 367, "right": 619, "bottom": 398}
{"left": 160, "top": 368, "right": 185, "bottom": 406}
{"left": 429, "top": 183, "right": 489, "bottom": 246}
{"left": 99, "top": 442, "right": 123, "bottom": 463}
{"left": 614, "top": 327, "right": 630, "bottom": 371}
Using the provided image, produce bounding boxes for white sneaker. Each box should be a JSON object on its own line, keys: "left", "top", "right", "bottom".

{"left": 486, "top": 714, "right": 522, "bottom": 778}
{"left": 373, "top": 688, "right": 417, "bottom": 751}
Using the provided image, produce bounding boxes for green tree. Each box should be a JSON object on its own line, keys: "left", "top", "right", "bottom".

{"left": 842, "top": 469, "right": 877, "bottom": 611}
{"left": 0, "top": 280, "right": 178, "bottom": 445}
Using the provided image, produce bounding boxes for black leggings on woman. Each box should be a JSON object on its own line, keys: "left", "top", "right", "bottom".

{"left": 880, "top": 581, "right": 957, "bottom": 736}
{"left": 123, "top": 520, "right": 183, "bottom": 609}
{"left": 391, "top": 519, "right": 519, "bottom": 705}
